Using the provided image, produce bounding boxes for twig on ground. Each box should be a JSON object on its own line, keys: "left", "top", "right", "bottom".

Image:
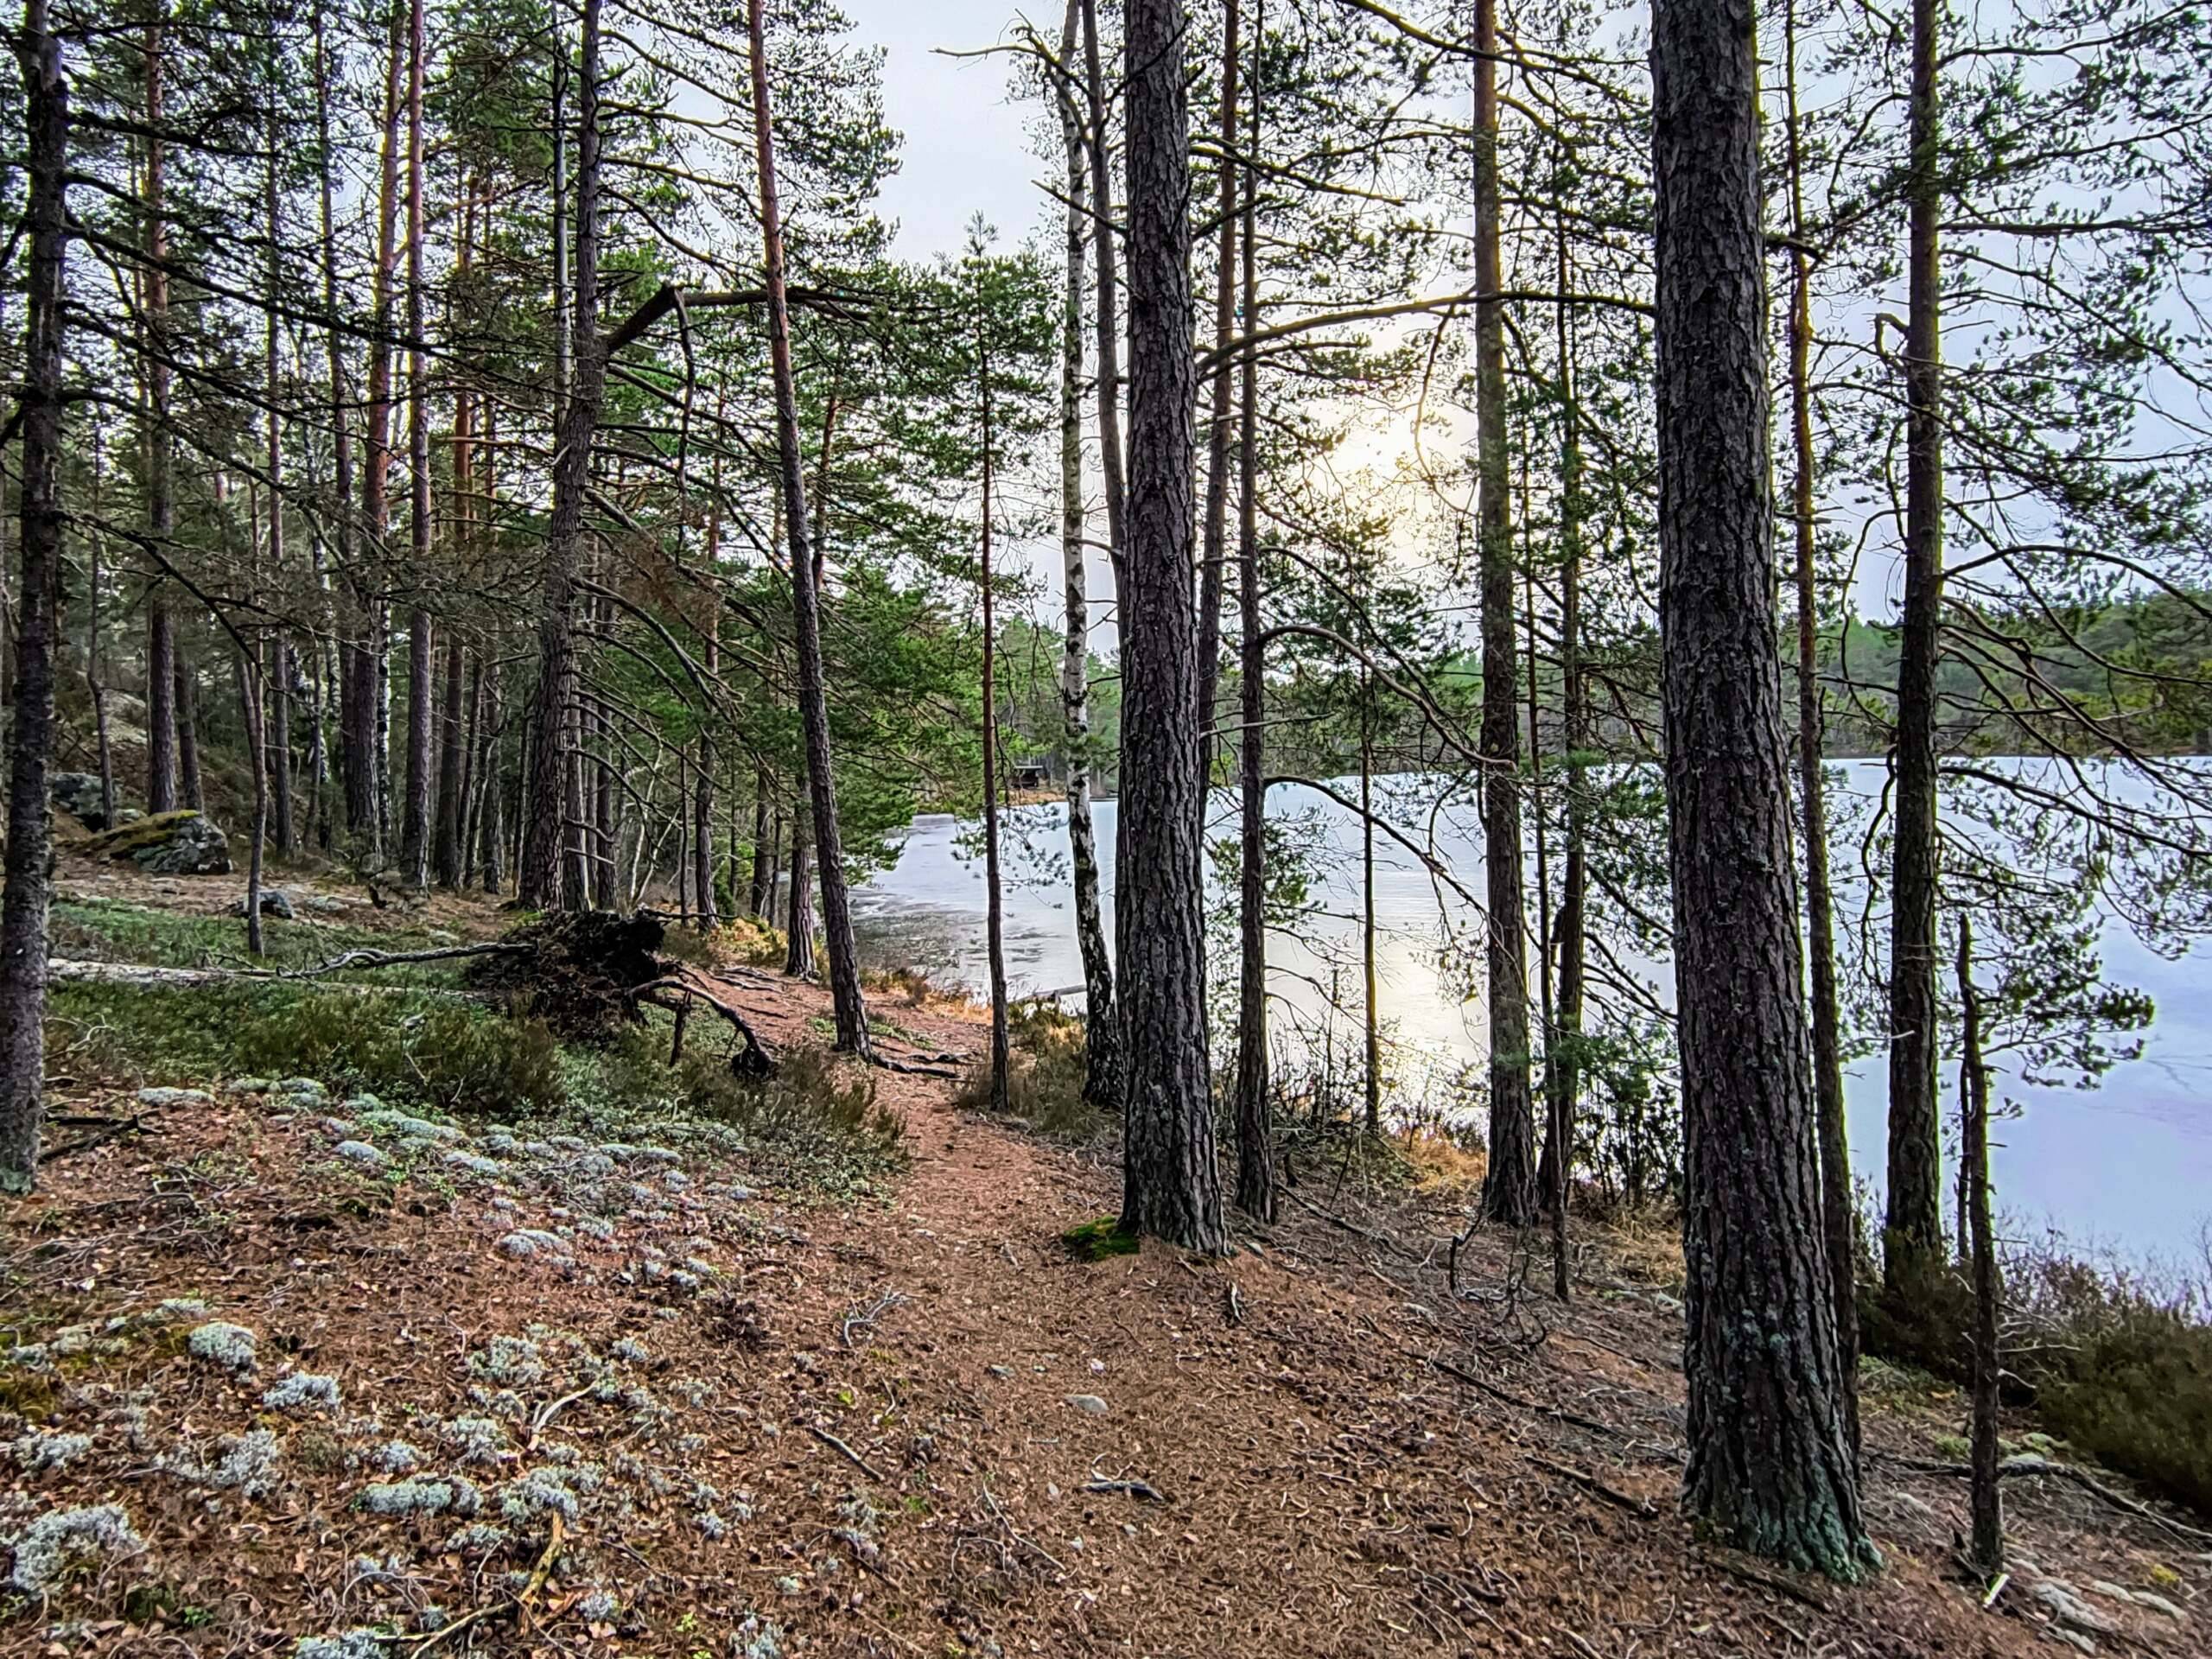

{"left": 982, "top": 1482, "right": 1065, "bottom": 1575}
{"left": 1283, "top": 1185, "right": 1411, "bottom": 1258}
{"left": 1694, "top": 1548, "right": 1834, "bottom": 1614}
{"left": 1083, "top": 1476, "right": 1168, "bottom": 1503}
{"left": 1529, "top": 1454, "right": 1657, "bottom": 1517}
{"left": 1882, "top": 1450, "right": 2212, "bottom": 1544}
{"left": 809, "top": 1422, "right": 887, "bottom": 1482}
{"left": 842, "top": 1287, "right": 906, "bottom": 1350}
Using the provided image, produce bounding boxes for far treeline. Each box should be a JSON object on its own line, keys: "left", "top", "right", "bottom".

{"left": 0, "top": 0, "right": 2209, "bottom": 1591}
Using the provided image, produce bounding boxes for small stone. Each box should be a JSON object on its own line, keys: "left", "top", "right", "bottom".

{"left": 334, "top": 1141, "right": 390, "bottom": 1171}
{"left": 988, "top": 1364, "right": 1014, "bottom": 1379}
{"left": 1065, "top": 1394, "right": 1109, "bottom": 1416}
{"left": 2134, "top": 1592, "right": 2186, "bottom": 1622}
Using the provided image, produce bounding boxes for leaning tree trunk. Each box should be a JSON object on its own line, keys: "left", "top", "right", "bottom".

{"left": 1473, "top": 0, "right": 1537, "bottom": 1228}
{"left": 1116, "top": 0, "right": 1225, "bottom": 1255}
{"left": 1783, "top": 0, "right": 1860, "bottom": 1456}
{"left": 519, "top": 0, "right": 604, "bottom": 912}
{"left": 747, "top": 0, "right": 871, "bottom": 1058}
{"left": 1652, "top": 0, "right": 1872, "bottom": 1578}
{"left": 1232, "top": 61, "right": 1273, "bottom": 1221}
{"left": 1056, "top": 0, "right": 1120, "bottom": 1109}
{"left": 1885, "top": 0, "right": 1948, "bottom": 1296}
{"left": 0, "top": 0, "right": 68, "bottom": 1191}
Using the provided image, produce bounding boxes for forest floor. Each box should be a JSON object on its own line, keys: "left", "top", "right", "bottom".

{"left": 2, "top": 858, "right": 2207, "bottom": 1657}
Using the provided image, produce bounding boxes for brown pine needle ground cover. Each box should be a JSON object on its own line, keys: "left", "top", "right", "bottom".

{"left": 2, "top": 877, "right": 2205, "bottom": 1656}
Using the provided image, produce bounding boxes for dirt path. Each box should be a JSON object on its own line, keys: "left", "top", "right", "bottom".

{"left": 3, "top": 903, "right": 2202, "bottom": 1656}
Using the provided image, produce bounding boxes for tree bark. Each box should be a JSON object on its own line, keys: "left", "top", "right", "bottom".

{"left": 355, "top": 0, "right": 406, "bottom": 862}
{"left": 142, "top": 14, "right": 177, "bottom": 816}
{"left": 1958, "top": 914, "right": 2004, "bottom": 1575}
{"left": 784, "top": 807, "right": 816, "bottom": 979}
{"left": 175, "top": 652, "right": 202, "bottom": 810}
{"left": 435, "top": 634, "right": 467, "bottom": 886}
{"left": 1233, "top": 60, "right": 1272, "bottom": 1220}
{"left": 980, "top": 319, "right": 1012, "bottom": 1115}
{"left": 398, "top": 0, "right": 433, "bottom": 892}
{"left": 1196, "top": 0, "right": 1240, "bottom": 764}
{"left": 1473, "top": 0, "right": 1537, "bottom": 1227}
{"left": 1116, "top": 0, "right": 1225, "bottom": 1255}
{"left": 0, "top": 0, "right": 68, "bottom": 1190}
{"left": 1361, "top": 669, "right": 1382, "bottom": 1135}
{"left": 747, "top": 0, "right": 871, "bottom": 1057}
{"left": 1652, "top": 0, "right": 1872, "bottom": 1576}
{"left": 1057, "top": 0, "right": 1121, "bottom": 1109}
{"left": 264, "top": 89, "right": 294, "bottom": 859}
{"left": 518, "top": 0, "right": 604, "bottom": 912}
{"left": 1080, "top": 0, "right": 1127, "bottom": 584}
{"left": 1784, "top": 0, "right": 1859, "bottom": 1457}
{"left": 1885, "top": 0, "right": 1948, "bottom": 1293}
{"left": 749, "top": 769, "right": 775, "bottom": 919}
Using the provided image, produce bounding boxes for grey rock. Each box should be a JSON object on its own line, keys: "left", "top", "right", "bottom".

{"left": 50, "top": 772, "right": 111, "bottom": 829}
{"left": 1065, "top": 1394, "right": 1109, "bottom": 1416}
{"left": 2035, "top": 1580, "right": 2123, "bottom": 1637}
{"left": 334, "top": 1141, "right": 390, "bottom": 1171}
{"left": 136, "top": 1086, "right": 214, "bottom": 1109}
{"left": 230, "top": 888, "right": 296, "bottom": 919}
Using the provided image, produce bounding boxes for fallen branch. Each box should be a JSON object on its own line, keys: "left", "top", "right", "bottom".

{"left": 400, "top": 1513, "right": 565, "bottom": 1650}
{"left": 1282, "top": 1185, "right": 1413, "bottom": 1258}
{"left": 632, "top": 976, "right": 773, "bottom": 1077}
{"left": 1693, "top": 1548, "right": 1834, "bottom": 1615}
{"left": 1529, "top": 1454, "right": 1656, "bottom": 1517}
{"left": 1882, "top": 1451, "right": 2212, "bottom": 1544}
{"left": 1427, "top": 1354, "right": 1663, "bottom": 1452}
{"left": 841, "top": 1288, "right": 906, "bottom": 1350}
{"left": 808, "top": 1423, "right": 887, "bottom": 1482}
{"left": 39, "top": 1115, "right": 146, "bottom": 1162}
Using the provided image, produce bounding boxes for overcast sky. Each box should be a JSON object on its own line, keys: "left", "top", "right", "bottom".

{"left": 842, "top": 1, "right": 1054, "bottom": 262}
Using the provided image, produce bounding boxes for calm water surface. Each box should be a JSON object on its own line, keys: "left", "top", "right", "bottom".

{"left": 851, "top": 763, "right": 2212, "bottom": 1268}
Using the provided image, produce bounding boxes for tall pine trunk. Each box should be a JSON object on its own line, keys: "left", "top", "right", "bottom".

{"left": 747, "top": 0, "right": 870, "bottom": 1056}
{"left": 1885, "top": 0, "right": 1948, "bottom": 1294}
{"left": 1117, "top": 0, "right": 1225, "bottom": 1255}
{"left": 1233, "top": 39, "right": 1272, "bottom": 1220}
{"left": 1784, "top": 0, "right": 1860, "bottom": 1453}
{"left": 1195, "top": 0, "right": 1240, "bottom": 760}
{"left": 1080, "top": 0, "right": 1126, "bottom": 587}
{"left": 1957, "top": 915, "right": 2003, "bottom": 1575}
{"left": 355, "top": 1, "right": 406, "bottom": 861}
{"left": 980, "top": 324, "right": 1011, "bottom": 1114}
{"left": 315, "top": 3, "right": 367, "bottom": 845}
{"left": 1473, "top": 0, "right": 1536, "bottom": 1226}
{"left": 142, "top": 15, "right": 178, "bottom": 815}
{"left": 0, "top": 0, "right": 68, "bottom": 1190}
{"left": 1652, "top": 0, "right": 1872, "bottom": 1576}
{"left": 519, "top": 0, "right": 603, "bottom": 911}
{"left": 1056, "top": 0, "right": 1120, "bottom": 1108}
{"left": 398, "top": 0, "right": 433, "bottom": 891}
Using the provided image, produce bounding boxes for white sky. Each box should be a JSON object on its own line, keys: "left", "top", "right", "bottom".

{"left": 842, "top": 1, "right": 1055, "bottom": 262}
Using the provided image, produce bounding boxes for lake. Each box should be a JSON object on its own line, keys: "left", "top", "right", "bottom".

{"left": 849, "top": 761, "right": 2212, "bottom": 1270}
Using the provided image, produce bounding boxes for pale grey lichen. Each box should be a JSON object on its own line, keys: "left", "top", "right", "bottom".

{"left": 291, "top": 1631, "right": 384, "bottom": 1659}
{"left": 186, "top": 1321, "right": 258, "bottom": 1373}
{"left": 334, "top": 1141, "right": 389, "bottom": 1171}
{"left": 696, "top": 1511, "right": 729, "bottom": 1540}
{"left": 161, "top": 1428, "right": 283, "bottom": 1497}
{"left": 356, "top": 1476, "right": 480, "bottom": 1517}
{"left": 441, "top": 1416, "right": 507, "bottom": 1465}
{"left": 480, "top": 1131, "right": 519, "bottom": 1155}
{"left": 576, "top": 1217, "right": 616, "bottom": 1242}
{"left": 7, "top": 1503, "right": 147, "bottom": 1592}
{"left": 495, "top": 1230, "right": 569, "bottom": 1262}
{"left": 731, "top": 1614, "right": 785, "bottom": 1659}
{"left": 275, "top": 1077, "right": 328, "bottom": 1101}
{"left": 610, "top": 1338, "right": 649, "bottom": 1363}
{"left": 467, "top": 1337, "right": 544, "bottom": 1386}
{"left": 577, "top": 1589, "right": 620, "bottom": 1623}
{"left": 137, "top": 1086, "right": 214, "bottom": 1109}
{"left": 149, "top": 1297, "right": 210, "bottom": 1324}
{"left": 499, "top": 1467, "right": 582, "bottom": 1524}
{"left": 11, "top": 1431, "right": 92, "bottom": 1474}
{"left": 262, "top": 1372, "right": 342, "bottom": 1414}
{"left": 442, "top": 1151, "right": 505, "bottom": 1179}
{"left": 416, "top": 1606, "right": 448, "bottom": 1632}
{"left": 445, "top": 1522, "right": 510, "bottom": 1554}
{"left": 374, "top": 1440, "right": 424, "bottom": 1475}
{"left": 362, "top": 1109, "right": 465, "bottom": 1144}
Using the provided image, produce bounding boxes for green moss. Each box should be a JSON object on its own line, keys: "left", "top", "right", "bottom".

{"left": 1062, "top": 1217, "right": 1138, "bottom": 1262}
{"left": 80, "top": 810, "right": 204, "bottom": 860}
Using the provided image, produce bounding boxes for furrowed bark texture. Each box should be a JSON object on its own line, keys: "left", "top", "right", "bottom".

{"left": 1885, "top": 0, "right": 1947, "bottom": 1289}
{"left": 0, "top": 0, "right": 68, "bottom": 1189}
{"left": 1116, "top": 0, "right": 1226, "bottom": 1255}
{"left": 1651, "top": 0, "right": 1873, "bottom": 1579}
{"left": 1474, "top": 0, "right": 1536, "bottom": 1227}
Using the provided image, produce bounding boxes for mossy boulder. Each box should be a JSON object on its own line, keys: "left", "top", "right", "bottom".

{"left": 81, "top": 809, "right": 231, "bottom": 875}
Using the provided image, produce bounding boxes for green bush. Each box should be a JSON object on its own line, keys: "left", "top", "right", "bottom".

{"left": 953, "top": 1000, "right": 1103, "bottom": 1141}
{"left": 234, "top": 992, "right": 564, "bottom": 1121}
{"left": 2040, "top": 1307, "right": 2212, "bottom": 1514}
